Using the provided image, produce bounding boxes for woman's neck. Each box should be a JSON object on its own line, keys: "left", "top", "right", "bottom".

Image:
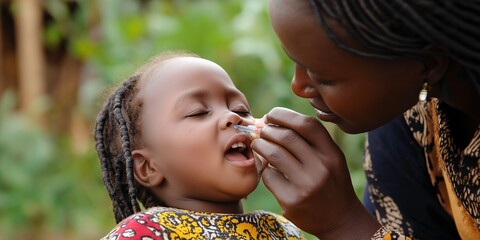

{"left": 444, "top": 105, "right": 478, "bottom": 149}
{"left": 431, "top": 63, "right": 480, "bottom": 148}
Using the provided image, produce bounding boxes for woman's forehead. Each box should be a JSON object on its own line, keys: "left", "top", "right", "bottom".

{"left": 269, "top": 0, "right": 370, "bottom": 62}
{"left": 268, "top": 0, "right": 314, "bottom": 27}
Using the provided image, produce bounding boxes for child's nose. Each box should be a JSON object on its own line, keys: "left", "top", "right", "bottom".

{"left": 220, "top": 111, "right": 243, "bottom": 129}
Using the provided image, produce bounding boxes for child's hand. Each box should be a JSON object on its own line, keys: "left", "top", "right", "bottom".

{"left": 251, "top": 107, "right": 377, "bottom": 239}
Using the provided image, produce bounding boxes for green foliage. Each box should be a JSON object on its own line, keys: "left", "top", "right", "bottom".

{"left": 0, "top": 92, "right": 114, "bottom": 239}
{"left": 0, "top": 92, "right": 54, "bottom": 233}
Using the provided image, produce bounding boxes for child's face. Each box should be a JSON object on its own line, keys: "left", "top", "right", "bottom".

{"left": 134, "top": 57, "right": 259, "bottom": 210}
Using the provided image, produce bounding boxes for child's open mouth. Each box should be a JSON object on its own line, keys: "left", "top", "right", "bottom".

{"left": 225, "top": 142, "right": 252, "bottom": 161}
{"left": 224, "top": 135, "right": 255, "bottom": 168}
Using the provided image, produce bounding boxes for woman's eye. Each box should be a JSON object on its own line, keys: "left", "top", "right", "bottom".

{"left": 307, "top": 73, "right": 334, "bottom": 86}
{"left": 317, "top": 78, "right": 335, "bottom": 86}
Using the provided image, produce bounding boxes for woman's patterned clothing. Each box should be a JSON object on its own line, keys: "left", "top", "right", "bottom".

{"left": 101, "top": 207, "right": 304, "bottom": 240}
{"left": 364, "top": 99, "right": 480, "bottom": 239}
{"left": 371, "top": 227, "right": 410, "bottom": 240}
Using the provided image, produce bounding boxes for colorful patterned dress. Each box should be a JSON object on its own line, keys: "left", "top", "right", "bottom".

{"left": 101, "top": 206, "right": 304, "bottom": 240}
{"left": 365, "top": 99, "right": 480, "bottom": 239}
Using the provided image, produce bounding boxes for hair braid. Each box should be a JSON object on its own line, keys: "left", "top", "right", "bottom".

{"left": 310, "top": 0, "right": 480, "bottom": 93}
{"left": 95, "top": 74, "right": 153, "bottom": 223}
{"left": 95, "top": 95, "right": 128, "bottom": 222}
{"left": 95, "top": 105, "right": 114, "bottom": 195}
{"left": 112, "top": 79, "right": 141, "bottom": 216}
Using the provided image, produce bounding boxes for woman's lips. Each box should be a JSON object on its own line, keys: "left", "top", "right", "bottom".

{"left": 315, "top": 108, "right": 340, "bottom": 122}
{"left": 309, "top": 99, "right": 340, "bottom": 123}
{"left": 316, "top": 108, "right": 334, "bottom": 116}
{"left": 309, "top": 98, "right": 340, "bottom": 123}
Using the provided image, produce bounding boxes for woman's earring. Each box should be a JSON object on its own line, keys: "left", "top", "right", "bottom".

{"left": 419, "top": 82, "right": 428, "bottom": 103}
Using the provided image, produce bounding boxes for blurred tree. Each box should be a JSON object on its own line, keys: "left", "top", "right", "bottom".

{"left": 1, "top": 0, "right": 18, "bottom": 100}
{"left": 0, "top": 0, "right": 98, "bottom": 146}
{"left": 14, "top": 0, "right": 46, "bottom": 117}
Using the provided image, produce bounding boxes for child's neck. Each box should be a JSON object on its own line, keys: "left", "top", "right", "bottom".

{"left": 168, "top": 199, "right": 244, "bottom": 214}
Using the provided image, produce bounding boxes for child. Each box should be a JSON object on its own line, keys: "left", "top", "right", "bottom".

{"left": 94, "top": 52, "right": 303, "bottom": 239}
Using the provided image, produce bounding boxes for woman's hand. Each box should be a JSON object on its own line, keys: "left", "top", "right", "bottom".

{"left": 251, "top": 107, "right": 380, "bottom": 239}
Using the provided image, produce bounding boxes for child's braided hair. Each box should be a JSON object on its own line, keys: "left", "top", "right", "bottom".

{"left": 94, "top": 52, "right": 195, "bottom": 223}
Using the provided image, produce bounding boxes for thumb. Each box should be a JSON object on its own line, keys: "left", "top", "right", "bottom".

{"left": 261, "top": 166, "right": 294, "bottom": 206}
{"left": 254, "top": 151, "right": 268, "bottom": 175}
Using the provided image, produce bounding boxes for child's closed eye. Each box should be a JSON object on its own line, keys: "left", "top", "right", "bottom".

{"left": 185, "top": 109, "right": 210, "bottom": 118}
{"left": 232, "top": 107, "right": 251, "bottom": 117}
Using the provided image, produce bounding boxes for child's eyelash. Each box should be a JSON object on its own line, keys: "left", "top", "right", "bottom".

{"left": 192, "top": 112, "right": 208, "bottom": 116}
{"left": 234, "top": 110, "right": 251, "bottom": 116}
{"left": 186, "top": 110, "right": 209, "bottom": 118}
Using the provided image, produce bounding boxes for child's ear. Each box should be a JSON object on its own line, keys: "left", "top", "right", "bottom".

{"left": 132, "top": 149, "right": 164, "bottom": 188}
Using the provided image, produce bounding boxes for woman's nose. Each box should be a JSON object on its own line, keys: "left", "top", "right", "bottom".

{"left": 220, "top": 111, "right": 244, "bottom": 129}
{"left": 291, "top": 64, "right": 318, "bottom": 98}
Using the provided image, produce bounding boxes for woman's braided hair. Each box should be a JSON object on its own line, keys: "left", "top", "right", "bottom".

{"left": 94, "top": 52, "right": 195, "bottom": 223}
{"left": 309, "top": 0, "right": 480, "bottom": 94}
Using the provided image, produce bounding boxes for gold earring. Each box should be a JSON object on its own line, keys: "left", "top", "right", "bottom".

{"left": 419, "top": 82, "right": 428, "bottom": 103}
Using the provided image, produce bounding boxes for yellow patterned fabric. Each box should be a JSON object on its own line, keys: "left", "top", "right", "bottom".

{"left": 364, "top": 98, "right": 479, "bottom": 239}
{"left": 101, "top": 206, "right": 304, "bottom": 240}
{"left": 404, "top": 99, "right": 480, "bottom": 239}
{"left": 370, "top": 226, "right": 411, "bottom": 240}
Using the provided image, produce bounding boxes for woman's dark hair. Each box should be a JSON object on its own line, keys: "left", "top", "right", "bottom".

{"left": 94, "top": 52, "right": 197, "bottom": 223}
{"left": 309, "top": 0, "right": 480, "bottom": 93}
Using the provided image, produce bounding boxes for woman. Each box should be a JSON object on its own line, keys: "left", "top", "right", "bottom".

{"left": 252, "top": 0, "right": 480, "bottom": 239}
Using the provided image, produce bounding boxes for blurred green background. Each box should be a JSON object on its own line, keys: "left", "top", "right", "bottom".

{"left": 0, "top": 0, "right": 365, "bottom": 239}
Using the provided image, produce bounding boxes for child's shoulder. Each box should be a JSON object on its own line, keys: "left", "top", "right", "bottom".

{"left": 249, "top": 210, "right": 305, "bottom": 238}
{"left": 101, "top": 207, "right": 304, "bottom": 240}
{"left": 101, "top": 207, "right": 169, "bottom": 240}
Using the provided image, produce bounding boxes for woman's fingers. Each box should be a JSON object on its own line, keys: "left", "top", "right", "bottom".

{"left": 260, "top": 107, "right": 342, "bottom": 172}
{"left": 252, "top": 137, "right": 303, "bottom": 176}
{"left": 265, "top": 107, "right": 338, "bottom": 152}
{"left": 261, "top": 165, "right": 296, "bottom": 205}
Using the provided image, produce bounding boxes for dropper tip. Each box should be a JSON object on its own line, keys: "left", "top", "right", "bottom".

{"left": 233, "top": 124, "right": 256, "bottom": 134}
